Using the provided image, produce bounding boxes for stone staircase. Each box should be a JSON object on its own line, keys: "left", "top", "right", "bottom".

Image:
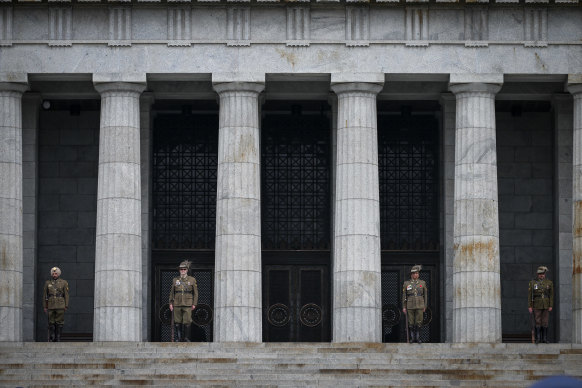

{"left": 1, "top": 342, "right": 581, "bottom": 387}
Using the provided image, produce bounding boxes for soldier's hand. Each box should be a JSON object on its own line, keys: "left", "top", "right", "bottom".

{"left": 192, "top": 305, "right": 196, "bottom": 310}
{"left": 548, "top": 307, "right": 552, "bottom": 312}
{"left": 528, "top": 307, "right": 533, "bottom": 313}
{"left": 169, "top": 304, "right": 173, "bottom": 312}
{"left": 402, "top": 308, "right": 406, "bottom": 313}
{"left": 44, "top": 308, "right": 47, "bottom": 313}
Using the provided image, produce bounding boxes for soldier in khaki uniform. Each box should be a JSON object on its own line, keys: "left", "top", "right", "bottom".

{"left": 402, "top": 265, "right": 427, "bottom": 343}
{"left": 42, "top": 267, "right": 69, "bottom": 342}
{"left": 169, "top": 260, "right": 198, "bottom": 342}
{"left": 528, "top": 266, "right": 554, "bottom": 344}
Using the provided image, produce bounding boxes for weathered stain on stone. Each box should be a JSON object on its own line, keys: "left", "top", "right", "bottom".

{"left": 276, "top": 48, "right": 297, "bottom": 68}
{"left": 453, "top": 239, "right": 497, "bottom": 265}
{"left": 319, "top": 368, "right": 371, "bottom": 375}
{"left": 534, "top": 52, "right": 547, "bottom": 71}
{"left": 237, "top": 132, "right": 256, "bottom": 162}
{"left": 573, "top": 201, "right": 582, "bottom": 237}
{"left": 1, "top": 242, "right": 6, "bottom": 270}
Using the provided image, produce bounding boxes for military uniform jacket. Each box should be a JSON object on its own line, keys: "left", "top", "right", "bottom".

{"left": 402, "top": 279, "right": 427, "bottom": 310}
{"left": 43, "top": 278, "right": 69, "bottom": 310}
{"left": 169, "top": 275, "right": 199, "bottom": 307}
{"left": 528, "top": 278, "right": 553, "bottom": 309}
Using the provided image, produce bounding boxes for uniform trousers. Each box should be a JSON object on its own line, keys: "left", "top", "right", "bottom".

{"left": 407, "top": 308, "right": 423, "bottom": 326}
{"left": 48, "top": 309, "right": 65, "bottom": 325}
{"left": 533, "top": 309, "right": 549, "bottom": 327}
{"left": 173, "top": 306, "right": 192, "bottom": 324}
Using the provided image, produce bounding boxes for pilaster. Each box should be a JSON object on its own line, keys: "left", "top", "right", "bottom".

{"left": 568, "top": 76, "right": 582, "bottom": 344}
{"left": 449, "top": 74, "right": 503, "bottom": 343}
{"left": 330, "top": 73, "right": 384, "bottom": 342}
{"left": 0, "top": 74, "right": 28, "bottom": 342}
{"left": 212, "top": 74, "right": 265, "bottom": 342}
{"left": 553, "top": 93, "right": 573, "bottom": 343}
{"left": 92, "top": 74, "right": 146, "bottom": 341}
{"left": 440, "top": 92, "right": 456, "bottom": 343}
{"left": 22, "top": 93, "right": 40, "bottom": 342}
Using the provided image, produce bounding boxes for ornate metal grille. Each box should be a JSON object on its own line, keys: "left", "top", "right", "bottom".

{"left": 378, "top": 116, "right": 439, "bottom": 251}
{"left": 152, "top": 115, "right": 218, "bottom": 250}
{"left": 160, "top": 269, "right": 213, "bottom": 342}
{"left": 381, "top": 270, "right": 401, "bottom": 342}
{"left": 261, "top": 115, "right": 331, "bottom": 250}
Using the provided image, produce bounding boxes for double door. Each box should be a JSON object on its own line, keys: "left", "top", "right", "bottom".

{"left": 263, "top": 265, "right": 330, "bottom": 342}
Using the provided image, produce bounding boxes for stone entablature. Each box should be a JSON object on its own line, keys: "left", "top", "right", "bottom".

{"left": 0, "top": 3, "right": 580, "bottom": 48}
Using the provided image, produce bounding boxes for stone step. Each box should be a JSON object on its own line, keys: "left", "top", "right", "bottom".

{"left": 1, "top": 343, "right": 581, "bottom": 387}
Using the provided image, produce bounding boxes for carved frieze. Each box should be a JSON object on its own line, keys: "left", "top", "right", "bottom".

{"left": 49, "top": 6, "right": 72, "bottom": 46}
{"left": 109, "top": 7, "right": 131, "bottom": 46}
{"left": 464, "top": 6, "right": 488, "bottom": 47}
{"left": 227, "top": 7, "right": 250, "bottom": 46}
{"left": 524, "top": 7, "right": 548, "bottom": 47}
{"left": 0, "top": 6, "right": 12, "bottom": 46}
{"left": 405, "top": 7, "right": 429, "bottom": 46}
{"left": 168, "top": 6, "right": 192, "bottom": 46}
{"left": 346, "top": 6, "right": 369, "bottom": 46}
{"left": 286, "top": 6, "right": 310, "bottom": 46}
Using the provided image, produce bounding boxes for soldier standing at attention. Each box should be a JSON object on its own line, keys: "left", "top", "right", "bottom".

{"left": 169, "top": 260, "right": 198, "bottom": 342}
{"left": 43, "top": 267, "right": 69, "bottom": 342}
{"left": 402, "top": 265, "right": 427, "bottom": 343}
{"left": 528, "top": 266, "right": 554, "bottom": 344}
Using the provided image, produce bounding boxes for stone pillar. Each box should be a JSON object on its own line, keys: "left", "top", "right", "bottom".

{"left": 140, "top": 92, "right": 154, "bottom": 341}
{"left": 22, "top": 93, "right": 40, "bottom": 341}
{"left": 449, "top": 74, "right": 503, "bottom": 343}
{"left": 330, "top": 73, "right": 384, "bottom": 342}
{"left": 212, "top": 74, "right": 264, "bottom": 342}
{"left": 93, "top": 74, "right": 146, "bottom": 341}
{"left": 0, "top": 74, "right": 28, "bottom": 342}
{"left": 440, "top": 93, "right": 456, "bottom": 343}
{"left": 568, "top": 76, "right": 582, "bottom": 344}
{"left": 553, "top": 94, "right": 573, "bottom": 343}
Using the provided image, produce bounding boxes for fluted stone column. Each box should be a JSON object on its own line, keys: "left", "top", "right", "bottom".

{"left": 213, "top": 75, "right": 264, "bottom": 342}
{"left": 0, "top": 75, "right": 28, "bottom": 342}
{"left": 93, "top": 74, "right": 146, "bottom": 341}
{"left": 449, "top": 74, "right": 503, "bottom": 343}
{"left": 331, "top": 73, "right": 384, "bottom": 342}
{"left": 569, "top": 77, "right": 582, "bottom": 344}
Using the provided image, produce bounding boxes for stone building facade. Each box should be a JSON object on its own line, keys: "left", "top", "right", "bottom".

{"left": 0, "top": 1, "right": 581, "bottom": 343}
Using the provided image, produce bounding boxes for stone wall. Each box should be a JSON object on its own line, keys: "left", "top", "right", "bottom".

{"left": 497, "top": 107, "right": 554, "bottom": 340}
{"left": 35, "top": 103, "right": 99, "bottom": 340}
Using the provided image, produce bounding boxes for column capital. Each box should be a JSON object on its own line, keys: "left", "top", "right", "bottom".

{"left": 93, "top": 73, "right": 147, "bottom": 95}
{"left": 212, "top": 72, "right": 265, "bottom": 94}
{"left": 0, "top": 72, "right": 29, "bottom": 93}
{"left": 567, "top": 74, "right": 582, "bottom": 95}
{"left": 449, "top": 73, "right": 503, "bottom": 95}
{"left": 330, "top": 72, "right": 384, "bottom": 95}
{"left": 213, "top": 82, "right": 265, "bottom": 95}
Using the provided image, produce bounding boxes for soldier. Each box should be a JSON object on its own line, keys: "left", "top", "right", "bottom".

{"left": 42, "top": 267, "right": 69, "bottom": 342}
{"left": 402, "top": 265, "right": 427, "bottom": 343}
{"left": 528, "top": 265, "right": 554, "bottom": 344}
{"left": 169, "top": 260, "right": 198, "bottom": 342}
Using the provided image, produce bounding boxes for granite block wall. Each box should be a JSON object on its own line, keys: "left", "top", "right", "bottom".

{"left": 497, "top": 108, "right": 554, "bottom": 340}
{"left": 35, "top": 103, "right": 99, "bottom": 341}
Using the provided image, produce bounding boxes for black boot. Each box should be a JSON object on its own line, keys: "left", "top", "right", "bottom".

{"left": 49, "top": 324, "right": 56, "bottom": 342}
{"left": 55, "top": 325, "right": 63, "bottom": 342}
{"left": 174, "top": 324, "right": 182, "bottom": 342}
{"left": 542, "top": 327, "right": 549, "bottom": 343}
{"left": 535, "top": 326, "right": 541, "bottom": 344}
{"left": 183, "top": 324, "right": 191, "bottom": 342}
{"left": 416, "top": 326, "right": 422, "bottom": 343}
{"left": 408, "top": 327, "right": 414, "bottom": 343}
